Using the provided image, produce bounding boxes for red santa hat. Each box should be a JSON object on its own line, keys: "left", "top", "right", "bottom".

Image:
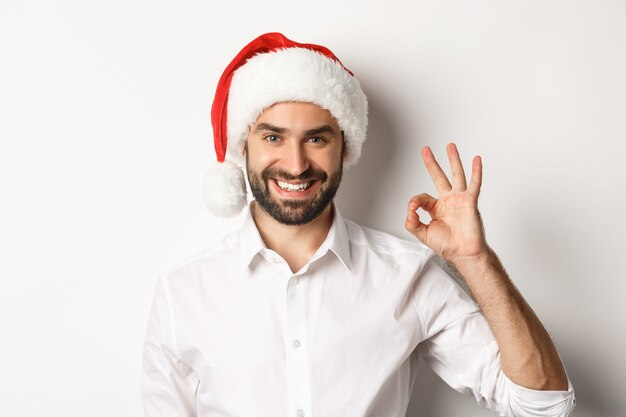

{"left": 203, "top": 32, "right": 368, "bottom": 216}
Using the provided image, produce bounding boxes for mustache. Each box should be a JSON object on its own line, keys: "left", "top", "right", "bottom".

{"left": 261, "top": 166, "right": 328, "bottom": 182}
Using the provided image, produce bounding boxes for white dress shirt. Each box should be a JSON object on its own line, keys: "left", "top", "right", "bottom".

{"left": 141, "top": 202, "right": 576, "bottom": 417}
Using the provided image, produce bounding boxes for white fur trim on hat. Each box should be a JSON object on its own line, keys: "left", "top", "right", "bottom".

{"left": 226, "top": 47, "right": 368, "bottom": 169}
{"left": 202, "top": 160, "right": 247, "bottom": 217}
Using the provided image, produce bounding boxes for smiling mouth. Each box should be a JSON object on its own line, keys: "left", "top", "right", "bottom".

{"left": 275, "top": 180, "right": 314, "bottom": 191}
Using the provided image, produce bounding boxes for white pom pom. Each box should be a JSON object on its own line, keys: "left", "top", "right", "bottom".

{"left": 202, "top": 160, "right": 247, "bottom": 217}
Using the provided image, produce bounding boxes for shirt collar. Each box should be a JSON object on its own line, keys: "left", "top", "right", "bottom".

{"left": 238, "top": 202, "right": 267, "bottom": 269}
{"left": 324, "top": 203, "right": 352, "bottom": 271}
{"left": 237, "top": 201, "right": 352, "bottom": 272}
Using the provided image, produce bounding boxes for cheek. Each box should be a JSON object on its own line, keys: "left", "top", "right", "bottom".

{"left": 245, "top": 144, "right": 277, "bottom": 169}
{"left": 326, "top": 148, "right": 345, "bottom": 172}
{"left": 250, "top": 156, "right": 277, "bottom": 176}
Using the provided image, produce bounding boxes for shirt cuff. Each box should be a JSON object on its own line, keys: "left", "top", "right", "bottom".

{"left": 504, "top": 371, "right": 576, "bottom": 417}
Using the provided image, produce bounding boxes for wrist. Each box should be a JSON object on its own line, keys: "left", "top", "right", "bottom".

{"left": 448, "top": 245, "right": 508, "bottom": 290}
{"left": 449, "top": 245, "right": 495, "bottom": 273}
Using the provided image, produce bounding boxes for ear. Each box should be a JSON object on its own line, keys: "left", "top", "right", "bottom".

{"left": 341, "top": 131, "right": 348, "bottom": 160}
{"left": 243, "top": 125, "right": 253, "bottom": 157}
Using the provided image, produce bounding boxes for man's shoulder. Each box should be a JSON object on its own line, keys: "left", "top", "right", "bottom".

{"left": 158, "top": 229, "right": 241, "bottom": 282}
{"left": 343, "top": 217, "right": 433, "bottom": 259}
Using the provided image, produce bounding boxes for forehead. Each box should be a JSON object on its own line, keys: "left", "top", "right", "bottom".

{"left": 254, "top": 101, "right": 340, "bottom": 131}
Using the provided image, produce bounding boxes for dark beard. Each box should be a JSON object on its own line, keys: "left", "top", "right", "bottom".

{"left": 246, "top": 151, "right": 343, "bottom": 226}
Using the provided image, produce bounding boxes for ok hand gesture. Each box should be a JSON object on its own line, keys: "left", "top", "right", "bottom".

{"left": 405, "top": 143, "right": 488, "bottom": 265}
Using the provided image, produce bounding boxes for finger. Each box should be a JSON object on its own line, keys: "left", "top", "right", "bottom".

{"left": 408, "top": 192, "right": 438, "bottom": 214}
{"left": 446, "top": 143, "right": 467, "bottom": 190}
{"left": 468, "top": 155, "right": 482, "bottom": 196}
{"left": 405, "top": 207, "right": 427, "bottom": 243}
{"left": 421, "top": 146, "right": 452, "bottom": 194}
{"left": 406, "top": 193, "right": 437, "bottom": 243}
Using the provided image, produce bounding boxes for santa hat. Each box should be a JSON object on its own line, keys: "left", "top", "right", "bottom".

{"left": 203, "top": 32, "right": 368, "bottom": 217}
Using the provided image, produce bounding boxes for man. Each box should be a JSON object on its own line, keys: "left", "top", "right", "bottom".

{"left": 141, "top": 33, "right": 575, "bottom": 417}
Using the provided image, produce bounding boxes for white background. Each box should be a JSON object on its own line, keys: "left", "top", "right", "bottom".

{"left": 1, "top": 1, "right": 624, "bottom": 416}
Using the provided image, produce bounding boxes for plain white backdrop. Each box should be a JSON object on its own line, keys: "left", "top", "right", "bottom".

{"left": 1, "top": 0, "right": 624, "bottom": 416}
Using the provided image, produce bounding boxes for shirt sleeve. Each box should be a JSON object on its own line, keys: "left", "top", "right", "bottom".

{"left": 413, "top": 257, "right": 576, "bottom": 417}
{"left": 141, "top": 275, "right": 200, "bottom": 417}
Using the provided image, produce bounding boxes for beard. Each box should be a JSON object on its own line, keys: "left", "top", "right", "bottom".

{"left": 245, "top": 150, "right": 343, "bottom": 226}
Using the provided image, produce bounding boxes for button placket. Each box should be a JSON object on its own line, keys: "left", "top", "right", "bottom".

{"left": 285, "top": 273, "right": 312, "bottom": 417}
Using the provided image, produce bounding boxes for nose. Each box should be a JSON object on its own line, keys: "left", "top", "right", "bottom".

{"left": 282, "top": 142, "right": 310, "bottom": 176}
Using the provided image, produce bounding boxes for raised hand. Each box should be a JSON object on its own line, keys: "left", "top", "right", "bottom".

{"left": 405, "top": 143, "right": 488, "bottom": 265}
{"left": 405, "top": 144, "right": 571, "bottom": 392}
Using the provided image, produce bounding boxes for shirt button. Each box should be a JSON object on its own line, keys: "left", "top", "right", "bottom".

{"left": 296, "top": 409, "right": 305, "bottom": 417}
{"left": 293, "top": 277, "right": 300, "bottom": 285}
{"left": 292, "top": 339, "right": 301, "bottom": 348}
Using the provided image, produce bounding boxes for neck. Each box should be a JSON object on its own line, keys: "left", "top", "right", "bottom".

{"left": 251, "top": 201, "right": 335, "bottom": 272}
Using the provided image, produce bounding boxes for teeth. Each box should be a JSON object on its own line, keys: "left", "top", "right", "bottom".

{"left": 277, "top": 180, "right": 311, "bottom": 191}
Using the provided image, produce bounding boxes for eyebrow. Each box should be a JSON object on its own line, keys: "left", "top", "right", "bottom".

{"left": 254, "top": 123, "right": 338, "bottom": 136}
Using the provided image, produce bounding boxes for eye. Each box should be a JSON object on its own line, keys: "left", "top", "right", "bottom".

{"left": 264, "top": 134, "right": 280, "bottom": 143}
{"left": 308, "top": 137, "right": 326, "bottom": 144}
